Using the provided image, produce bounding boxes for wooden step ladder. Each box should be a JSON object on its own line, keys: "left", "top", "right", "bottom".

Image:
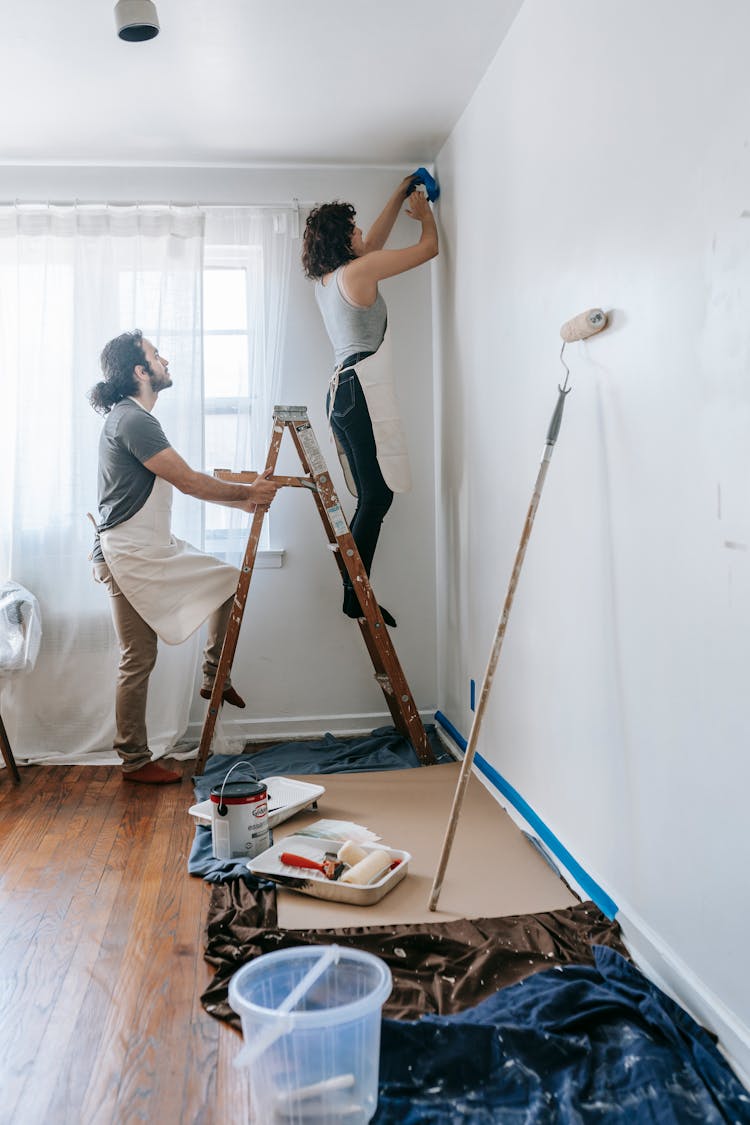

{"left": 195, "top": 405, "right": 435, "bottom": 774}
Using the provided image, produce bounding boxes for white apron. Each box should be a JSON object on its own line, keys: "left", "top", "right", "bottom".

{"left": 99, "top": 477, "right": 240, "bottom": 645}
{"left": 330, "top": 328, "right": 412, "bottom": 498}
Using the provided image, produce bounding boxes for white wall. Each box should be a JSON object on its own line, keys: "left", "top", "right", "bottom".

{"left": 434, "top": 0, "right": 750, "bottom": 1058}
{"left": 2, "top": 165, "right": 437, "bottom": 734}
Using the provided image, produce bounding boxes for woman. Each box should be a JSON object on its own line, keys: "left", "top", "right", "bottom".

{"left": 302, "top": 176, "right": 438, "bottom": 626}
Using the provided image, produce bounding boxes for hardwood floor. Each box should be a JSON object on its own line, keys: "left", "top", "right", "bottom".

{"left": 0, "top": 762, "right": 250, "bottom": 1125}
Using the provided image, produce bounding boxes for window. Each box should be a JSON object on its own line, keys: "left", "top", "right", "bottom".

{"left": 202, "top": 247, "right": 267, "bottom": 559}
{"left": 114, "top": 244, "right": 281, "bottom": 565}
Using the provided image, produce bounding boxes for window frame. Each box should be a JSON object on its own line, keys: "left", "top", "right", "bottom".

{"left": 201, "top": 245, "right": 282, "bottom": 567}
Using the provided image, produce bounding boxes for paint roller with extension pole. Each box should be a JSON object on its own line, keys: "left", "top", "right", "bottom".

{"left": 428, "top": 308, "right": 609, "bottom": 912}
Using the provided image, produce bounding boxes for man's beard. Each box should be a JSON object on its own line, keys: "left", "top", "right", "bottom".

{"left": 149, "top": 370, "right": 173, "bottom": 393}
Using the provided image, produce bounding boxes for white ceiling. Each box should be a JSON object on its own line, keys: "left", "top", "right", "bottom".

{"left": 1, "top": 0, "right": 522, "bottom": 166}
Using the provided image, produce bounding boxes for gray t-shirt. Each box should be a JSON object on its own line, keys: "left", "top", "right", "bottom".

{"left": 92, "top": 397, "right": 171, "bottom": 562}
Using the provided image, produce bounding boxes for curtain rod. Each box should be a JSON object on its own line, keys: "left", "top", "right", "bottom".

{"left": 2, "top": 200, "right": 315, "bottom": 210}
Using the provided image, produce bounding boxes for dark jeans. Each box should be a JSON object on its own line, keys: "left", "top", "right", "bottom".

{"left": 326, "top": 368, "right": 394, "bottom": 580}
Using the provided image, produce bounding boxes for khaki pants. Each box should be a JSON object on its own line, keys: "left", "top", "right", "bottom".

{"left": 93, "top": 561, "right": 233, "bottom": 772}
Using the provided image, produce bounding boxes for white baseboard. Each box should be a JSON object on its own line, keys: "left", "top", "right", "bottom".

{"left": 617, "top": 905, "right": 750, "bottom": 1090}
{"left": 434, "top": 723, "right": 463, "bottom": 761}
{"left": 184, "top": 708, "right": 437, "bottom": 744}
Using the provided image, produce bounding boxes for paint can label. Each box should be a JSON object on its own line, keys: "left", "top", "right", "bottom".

{"left": 210, "top": 782, "right": 271, "bottom": 860}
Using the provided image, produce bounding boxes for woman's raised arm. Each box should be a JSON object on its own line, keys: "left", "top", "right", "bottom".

{"left": 362, "top": 175, "right": 416, "bottom": 253}
{"left": 345, "top": 191, "right": 438, "bottom": 306}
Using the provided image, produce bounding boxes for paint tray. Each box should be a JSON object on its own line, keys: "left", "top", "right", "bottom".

{"left": 246, "top": 835, "right": 411, "bottom": 906}
{"left": 188, "top": 776, "right": 325, "bottom": 830}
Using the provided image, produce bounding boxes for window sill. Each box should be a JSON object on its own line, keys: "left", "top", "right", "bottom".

{"left": 208, "top": 548, "right": 285, "bottom": 568}
{"left": 255, "top": 549, "right": 285, "bottom": 569}
{"left": 205, "top": 526, "right": 286, "bottom": 567}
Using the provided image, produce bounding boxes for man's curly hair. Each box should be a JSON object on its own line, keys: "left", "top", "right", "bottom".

{"left": 302, "top": 201, "right": 357, "bottom": 279}
{"left": 88, "top": 329, "right": 149, "bottom": 415}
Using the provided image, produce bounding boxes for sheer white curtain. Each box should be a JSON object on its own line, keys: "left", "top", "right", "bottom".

{"left": 0, "top": 204, "right": 205, "bottom": 765}
{"left": 202, "top": 207, "right": 295, "bottom": 563}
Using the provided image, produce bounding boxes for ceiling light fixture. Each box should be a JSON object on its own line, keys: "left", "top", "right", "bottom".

{"left": 114, "top": 0, "right": 160, "bottom": 42}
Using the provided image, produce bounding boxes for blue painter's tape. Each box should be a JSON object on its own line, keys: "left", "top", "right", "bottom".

{"left": 433, "top": 710, "right": 618, "bottom": 920}
{"left": 470, "top": 679, "right": 476, "bottom": 712}
{"left": 409, "top": 166, "right": 440, "bottom": 202}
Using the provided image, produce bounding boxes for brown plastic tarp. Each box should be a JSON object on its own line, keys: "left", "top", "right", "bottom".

{"left": 202, "top": 883, "right": 627, "bottom": 1028}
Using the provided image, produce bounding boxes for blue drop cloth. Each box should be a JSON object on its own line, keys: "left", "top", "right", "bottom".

{"left": 375, "top": 945, "right": 750, "bottom": 1123}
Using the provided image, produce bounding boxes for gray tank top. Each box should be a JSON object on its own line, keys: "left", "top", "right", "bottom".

{"left": 315, "top": 266, "right": 387, "bottom": 366}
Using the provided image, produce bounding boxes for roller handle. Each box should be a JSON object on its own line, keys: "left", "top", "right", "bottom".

{"left": 280, "top": 852, "right": 325, "bottom": 872}
{"left": 546, "top": 386, "right": 571, "bottom": 446}
{"left": 280, "top": 852, "right": 345, "bottom": 880}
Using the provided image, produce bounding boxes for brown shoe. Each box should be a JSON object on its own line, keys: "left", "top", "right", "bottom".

{"left": 123, "top": 762, "right": 182, "bottom": 784}
{"left": 199, "top": 685, "right": 246, "bottom": 709}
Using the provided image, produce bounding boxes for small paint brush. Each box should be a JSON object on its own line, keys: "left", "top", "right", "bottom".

{"left": 280, "top": 851, "right": 346, "bottom": 880}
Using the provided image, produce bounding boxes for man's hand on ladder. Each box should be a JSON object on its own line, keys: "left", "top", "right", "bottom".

{"left": 240, "top": 469, "right": 279, "bottom": 513}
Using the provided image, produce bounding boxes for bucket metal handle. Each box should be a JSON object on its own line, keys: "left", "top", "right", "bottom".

{"left": 215, "top": 759, "right": 260, "bottom": 816}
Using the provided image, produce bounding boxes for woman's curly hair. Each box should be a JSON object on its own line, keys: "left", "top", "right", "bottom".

{"left": 302, "top": 201, "right": 357, "bottom": 279}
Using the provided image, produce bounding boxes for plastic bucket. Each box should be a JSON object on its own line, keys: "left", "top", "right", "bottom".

{"left": 229, "top": 945, "right": 392, "bottom": 1124}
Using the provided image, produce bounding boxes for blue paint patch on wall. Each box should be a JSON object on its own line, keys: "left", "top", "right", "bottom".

{"left": 434, "top": 710, "right": 618, "bottom": 920}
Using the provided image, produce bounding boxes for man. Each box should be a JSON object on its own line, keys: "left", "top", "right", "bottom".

{"left": 89, "top": 330, "right": 277, "bottom": 784}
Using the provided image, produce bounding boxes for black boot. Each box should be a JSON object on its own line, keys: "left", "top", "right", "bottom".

{"left": 342, "top": 586, "right": 397, "bottom": 628}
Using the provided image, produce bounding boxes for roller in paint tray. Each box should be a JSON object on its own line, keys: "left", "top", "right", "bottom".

{"left": 279, "top": 842, "right": 398, "bottom": 885}
{"left": 248, "top": 834, "right": 412, "bottom": 904}
{"left": 336, "top": 840, "right": 369, "bottom": 867}
{"left": 339, "top": 847, "right": 395, "bottom": 885}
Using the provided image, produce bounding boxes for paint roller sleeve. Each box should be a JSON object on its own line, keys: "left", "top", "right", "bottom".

{"left": 337, "top": 840, "right": 369, "bottom": 867}
{"left": 339, "top": 849, "right": 394, "bottom": 886}
{"left": 560, "top": 308, "right": 608, "bottom": 343}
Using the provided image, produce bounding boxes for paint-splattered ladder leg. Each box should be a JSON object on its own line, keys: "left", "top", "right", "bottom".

{"left": 284, "top": 409, "right": 433, "bottom": 766}
{"left": 194, "top": 424, "right": 285, "bottom": 775}
{"left": 286, "top": 427, "right": 415, "bottom": 744}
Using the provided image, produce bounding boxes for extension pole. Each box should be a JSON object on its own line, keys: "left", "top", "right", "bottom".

{"left": 428, "top": 382, "right": 571, "bottom": 911}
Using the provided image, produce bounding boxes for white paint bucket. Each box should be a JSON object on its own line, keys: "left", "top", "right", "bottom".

{"left": 210, "top": 764, "right": 270, "bottom": 861}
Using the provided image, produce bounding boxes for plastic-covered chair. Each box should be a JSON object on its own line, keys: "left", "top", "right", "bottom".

{"left": 0, "top": 582, "right": 43, "bottom": 785}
